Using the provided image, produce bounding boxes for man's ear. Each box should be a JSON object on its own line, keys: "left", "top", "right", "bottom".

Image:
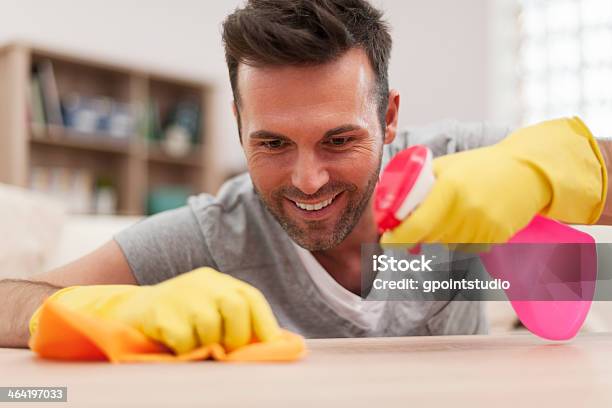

{"left": 231, "top": 100, "right": 238, "bottom": 119}
{"left": 384, "top": 89, "right": 400, "bottom": 145}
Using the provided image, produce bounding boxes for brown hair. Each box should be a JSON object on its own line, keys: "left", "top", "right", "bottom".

{"left": 222, "top": 0, "right": 392, "bottom": 139}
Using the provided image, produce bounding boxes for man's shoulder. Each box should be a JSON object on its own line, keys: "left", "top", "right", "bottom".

{"left": 188, "top": 172, "right": 258, "bottom": 215}
{"left": 186, "top": 172, "right": 294, "bottom": 275}
{"left": 186, "top": 172, "right": 278, "bottom": 238}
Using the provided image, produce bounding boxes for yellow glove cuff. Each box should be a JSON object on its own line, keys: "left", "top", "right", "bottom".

{"left": 29, "top": 286, "right": 80, "bottom": 336}
{"left": 567, "top": 116, "right": 608, "bottom": 223}
{"left": 501, "top": 116, "right": 607, "bottom": 224}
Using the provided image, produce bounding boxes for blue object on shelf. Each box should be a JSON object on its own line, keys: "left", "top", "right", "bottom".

{"left": 147, "top": 186, "right": 190, "bottom": 215}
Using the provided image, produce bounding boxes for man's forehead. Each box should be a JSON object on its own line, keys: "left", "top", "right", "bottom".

{"left": 236, "top": 48, "right": 376, "bottom": 113}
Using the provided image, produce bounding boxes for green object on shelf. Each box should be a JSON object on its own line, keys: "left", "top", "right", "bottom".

{"left": 147, "top": 186, "right": 190, "bottom": 215}
{"left": 147, "top": 100, "right": 163, "bottom": 142}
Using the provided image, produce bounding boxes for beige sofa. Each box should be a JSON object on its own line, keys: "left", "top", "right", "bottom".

{"left": 43, "top": 214, "right": 141, "bottom": 272}
{"left": 0, "top": 183, "right": 140, "bottom": 279}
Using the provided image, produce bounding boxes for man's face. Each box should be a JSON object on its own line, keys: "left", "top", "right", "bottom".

{"left": 237, "top": 48, "right": 396, "bottom": 251}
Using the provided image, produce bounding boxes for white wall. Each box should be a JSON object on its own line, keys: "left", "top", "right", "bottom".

{"left": 0, "top": 0, "right": 492, "bottom": 175}
{"left": 486, "top": 0, "right": 521, "bottom": 127}
{"left": 380, "top": 0, "right": 489, "bottom": 128}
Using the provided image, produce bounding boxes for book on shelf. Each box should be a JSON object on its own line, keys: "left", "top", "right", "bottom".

{"left": 34, "top": 60, "right": 64, "bottom": 127}
{"left": 29, "top": 75, "right": 46, "bottom": 138}
{"left": 146, "top": 100, "right": 162, "bottom": 142}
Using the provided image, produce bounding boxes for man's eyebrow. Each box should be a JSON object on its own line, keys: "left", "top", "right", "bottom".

{"left": 248, "top": 124, "right": 363, "bottom": 141}
{"left": 324, "top": 124, "right": 363, "bottom": 138}
{"left": 249, "top": 130, "right": 292, "bottom": 141}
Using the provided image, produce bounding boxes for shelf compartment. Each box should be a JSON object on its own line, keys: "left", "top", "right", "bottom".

{"left": 0, "top": 43, "right": 216, "bottom": 215}
{"left": 31, "top": 125, "right": 133, "bottom": 155}
{"left": 146, "top": 143, "right": 203, "bottom": 167}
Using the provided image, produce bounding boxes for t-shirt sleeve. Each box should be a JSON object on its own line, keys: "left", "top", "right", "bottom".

{"left": 383, "top": 119, "right": 512, "bottom": 168}
{"left": 113, "top": 205, "right": 217, "bottom": 286}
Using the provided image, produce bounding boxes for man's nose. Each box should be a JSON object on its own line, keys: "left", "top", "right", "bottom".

{"left": 291, "top": 151, "right": 330, "bottom": 195}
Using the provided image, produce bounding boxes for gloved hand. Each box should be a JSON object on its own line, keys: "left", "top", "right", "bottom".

{"left": 29, "top": 268, "right": 281, "bottom": 355}
{"left": 381, "top": 117, "right": 607, "bottom": 244}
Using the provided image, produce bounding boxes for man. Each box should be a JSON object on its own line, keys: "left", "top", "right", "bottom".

{"left": 1, "top": 0, "right": 609, "bottom": 353}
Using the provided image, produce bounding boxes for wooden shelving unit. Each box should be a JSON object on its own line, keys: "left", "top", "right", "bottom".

{"left": 0, "top": 43, "right": 217, "bottom": 215}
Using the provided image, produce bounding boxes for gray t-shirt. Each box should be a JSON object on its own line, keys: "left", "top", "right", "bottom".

{"left": 114, "top": 120, "right": 510, "bottom": 338}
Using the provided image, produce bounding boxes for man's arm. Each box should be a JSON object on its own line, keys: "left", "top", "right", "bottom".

{"left": 391, "top": 120, "right": 612, "bottom": 225}
{"left": 0, "top": 240, "right": 135, "bottom": 348}
{"left": 0, "top": 280, "right": 60, "bottom": 348}
{"left": 596, "top": 140, "right": 612, "bottom": 224}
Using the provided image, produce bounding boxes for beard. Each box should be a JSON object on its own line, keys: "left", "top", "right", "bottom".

{"left": 253, "top": 161, "right": 382, "bottom": 251}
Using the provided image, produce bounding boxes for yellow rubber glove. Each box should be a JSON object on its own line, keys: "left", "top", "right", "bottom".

{"left": 381, "top": 117, "right": 607, "bottom": 244}
{"left": 29, "top": 267, "right": 281, "bottom": 355}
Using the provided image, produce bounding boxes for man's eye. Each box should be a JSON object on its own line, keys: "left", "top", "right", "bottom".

{"left": 327, "top": 137, "right": 353, "bottom": 147}
{"left": 261, "top": 139, "right": 286, "bottom": 150}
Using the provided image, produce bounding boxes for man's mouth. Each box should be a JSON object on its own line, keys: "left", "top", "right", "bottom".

{"left": 286, "top": 192, "right": 343, "bottom": 218}
{"left": 293, "top": 194, "right": 337, "bottom": 211}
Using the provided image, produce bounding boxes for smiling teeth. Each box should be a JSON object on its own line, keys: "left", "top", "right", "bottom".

{"left": 295, "top": 196, "right": 335, "bottom": 211}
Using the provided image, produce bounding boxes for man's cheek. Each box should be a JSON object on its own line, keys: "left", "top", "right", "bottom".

{"left": 251, "top": 170, "right": 287, "bottom": 208}
{"left": 332, "top": 147, "right": 380, "bottom": 171}
{"left": 249, "top": 153, "right": 293, "bottom": 179}
{"left": 248, "top": 160, "right": 276, "bottom": 186}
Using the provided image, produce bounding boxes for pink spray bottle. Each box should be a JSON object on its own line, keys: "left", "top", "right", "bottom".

{"left": 374, "top": 145, "right": 597, "bottom": 340}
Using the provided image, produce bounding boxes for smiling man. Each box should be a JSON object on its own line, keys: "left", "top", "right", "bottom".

{"left": 238, "top": 47, "right": 392, "bottom": 294}
{"left": 1, "top": 0, "right": 609, "bottom": 352}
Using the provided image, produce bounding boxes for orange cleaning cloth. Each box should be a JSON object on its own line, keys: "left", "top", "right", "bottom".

{"left": 29, "top": 300, "right": 306, "bottom": 363}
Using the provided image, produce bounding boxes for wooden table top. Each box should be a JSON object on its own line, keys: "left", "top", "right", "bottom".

{"left": 1, "top": 333, "right": 612, "bottom": 407}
